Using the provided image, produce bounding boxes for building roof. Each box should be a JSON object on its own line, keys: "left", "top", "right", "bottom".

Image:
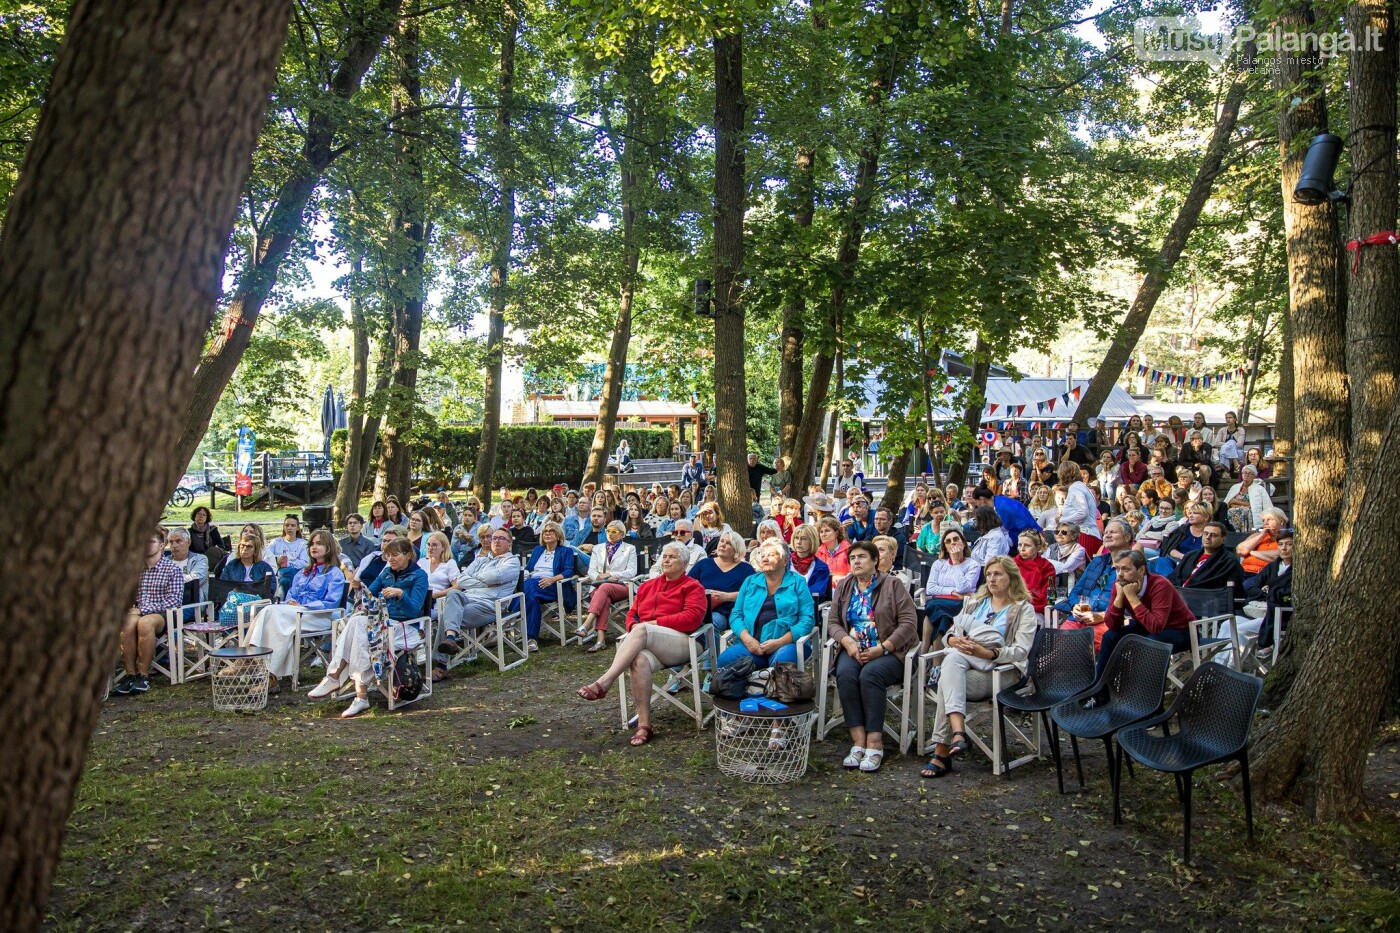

{"left": 538, "top": 399, "right": 702, "bottom": 420}
{"left": 854, "top": 376, "right": 1142, "bottom": 423}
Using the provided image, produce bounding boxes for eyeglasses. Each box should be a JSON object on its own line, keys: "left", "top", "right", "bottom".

{"left": 491, "top": 535, "right": 512, "bottom": 543}
{"left": 674, "top": 529, "right": 691, "bottom": 536}
{"left": 1055, "top": 529, "right": 1073, "bottom": 536}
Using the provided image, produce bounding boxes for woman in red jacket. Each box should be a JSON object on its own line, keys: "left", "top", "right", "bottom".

{"left": 1012, "top": 530, "right": 1056, "bottom": 614}
{"left": 577, "top": 541, "right": 707, "bottom": 746}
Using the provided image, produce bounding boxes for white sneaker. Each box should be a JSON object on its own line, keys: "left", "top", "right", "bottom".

{"left": 860, "top": 749, "right": 885, "bottom": 773}
{"left": 340, "top": 696, "right": 370, "bottom": 719}
{"left": 527, "top": 639, "right": 540, "bottom": 652}
{"left": 843, "top": 745, "right": 866, "bottom": 769}
{"left": 307, "top": 674, "right": 343, "bottom": 700}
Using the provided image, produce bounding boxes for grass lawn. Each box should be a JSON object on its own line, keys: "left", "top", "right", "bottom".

{"left": 53, "top": 648, "right": 1400, "bottom": 932}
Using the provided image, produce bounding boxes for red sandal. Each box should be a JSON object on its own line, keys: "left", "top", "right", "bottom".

{"left": 577, "top": 681, "right": 608, "bottom": 701}
{"left": 629, "top": 725, "right": 654, "bottom": 746}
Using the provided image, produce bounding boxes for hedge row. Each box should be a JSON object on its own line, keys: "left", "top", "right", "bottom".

{"left": 332, "top": 424, "right": 674, "bottom": 489}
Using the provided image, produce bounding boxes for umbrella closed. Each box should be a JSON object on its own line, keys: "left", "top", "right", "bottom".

{"left": 320, "top": 384, "right": 336, "bottom": 459}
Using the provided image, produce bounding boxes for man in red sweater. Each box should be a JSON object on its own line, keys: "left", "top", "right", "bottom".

{"left": 576, "top": 542, "right": 708, "bottom": 746}
{"left": 1094, "top": 548, "right": 1195, "bottom": 682}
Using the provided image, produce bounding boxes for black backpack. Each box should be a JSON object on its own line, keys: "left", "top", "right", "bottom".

{"left": 709, "top": 654, "right": 755, "bottom": 700}
{"left": 388, "top": 621, "right": 424, "bottom": 702}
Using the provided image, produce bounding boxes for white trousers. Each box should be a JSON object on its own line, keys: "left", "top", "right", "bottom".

{"left": 331, "top": 613, "right": 424, "bottom": 689}
{"left": 247, "top": 605, "right": 333, "bottom": 678}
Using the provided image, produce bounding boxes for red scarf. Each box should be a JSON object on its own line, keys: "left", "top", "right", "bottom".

{"left": 791, "top": 552, "right": 816, "bottom": 574}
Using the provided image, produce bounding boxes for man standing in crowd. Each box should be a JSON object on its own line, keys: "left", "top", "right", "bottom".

{"left": 746, "top": 452, "right": 776, "bottom": 498}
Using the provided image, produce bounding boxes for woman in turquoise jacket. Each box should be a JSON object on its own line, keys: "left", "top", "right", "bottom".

{"left": 715, "top": 539, "right": 815, "bottom": 669}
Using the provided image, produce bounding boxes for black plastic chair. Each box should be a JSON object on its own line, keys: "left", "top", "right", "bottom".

{"left": 1114, "top": 662, "right": 1263, "bottom": 864}
{"left": 1175, "top": 584, "right": 1233, "bottom": 619}
{"left": 1050, "top": 635, "right": 1172, "bottom": 792}
{"left": 996, "top": 627, "right": 1097, "bottom": 793}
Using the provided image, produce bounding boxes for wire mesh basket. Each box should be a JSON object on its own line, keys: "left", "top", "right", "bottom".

{"left": 715, "top": 708, "right": 817, "bottom": 784}
{"left": 211, "top": 651, "right": 271, "bottom": 713}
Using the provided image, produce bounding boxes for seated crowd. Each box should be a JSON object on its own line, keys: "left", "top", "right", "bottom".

{"left": 128, "top": 410, "right": 1290, "bottom": 766}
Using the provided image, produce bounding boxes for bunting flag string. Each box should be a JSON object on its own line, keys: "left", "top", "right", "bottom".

{"left": 1124, "top": 357, "right": 1246, "bottom": 388}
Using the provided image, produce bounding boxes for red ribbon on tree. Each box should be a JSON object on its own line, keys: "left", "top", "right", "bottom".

{"left": 1346, "top": 230, "right": 1399, "bottom": 273}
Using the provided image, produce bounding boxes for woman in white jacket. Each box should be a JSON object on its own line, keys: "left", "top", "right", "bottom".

{"left": 1224, "top": 465, "right": 1273, "bottom": 532}
{"left": 577, "top": 521, "right": 639, "bottom": 652}
{"left": 1056, "top": 461, "right": 1101, "bottom": 557}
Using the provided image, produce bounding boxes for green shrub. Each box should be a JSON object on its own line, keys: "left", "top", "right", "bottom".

{"left": 331, "top": 425, "right": 673, "bottom": 489}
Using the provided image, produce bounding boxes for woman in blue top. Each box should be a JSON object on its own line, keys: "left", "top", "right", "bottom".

{"left": 657, "top": 500, "right": 684, "bottom": 537}
{"left": 309, "top": 538, "right": 429, "bottom": 718}
{"left": 688, "top": 531, "right": 755, "bottom": 634}
{"left": 246, "top": 529, "right": 346, "bottom": 690}
{"left": 715, "top": 539, "right": 815, "bottom": 670}
{"left": 220, "top": 532, "right": 276, "bottom": 584}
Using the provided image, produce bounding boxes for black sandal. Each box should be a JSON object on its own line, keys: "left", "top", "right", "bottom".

{"left": 949, "top": 730, "right": 970, "bottom": 757}
{"left": 920, "top": 753, "right": 955, "bottom": 778}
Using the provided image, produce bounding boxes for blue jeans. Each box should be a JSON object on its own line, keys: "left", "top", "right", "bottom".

{"left": 522, "top": 577, "right": 557, "bottom": 640}
{"left": 716, "top": 638, "right": 809, "bottom": 670}
{"left": 1095, "top": 620, "right": 1191, "bottom": 682}
{"left": 710, "top": 609, "right": 731, "bottom": 635}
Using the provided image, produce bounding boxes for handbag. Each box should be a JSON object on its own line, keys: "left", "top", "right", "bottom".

{"left": 218, "top": 590, "right": 261, "bottom": 628}
{"left": 765, "top": 662, "right": 816, "bottom": 703}
{"left": 388, "top": 620, "right": 424, "bottom": 702}
{"left": 709, "top": 654, "right": 755, "bottom": 699}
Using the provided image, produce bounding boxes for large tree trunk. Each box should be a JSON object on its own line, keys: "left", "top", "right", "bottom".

{"left": 1261, "top": 2, "right": 1349, "bottom": 707}
{"left": 1252, "top": 0, "right": 1400, "bottom": 818}
{"left": 787, "top": 53, "right": 899, "bottom": 488}
{"left": 470, "top": 3, "right": 518, "bottom": 508}
{"left": 373, "top": 18, "right": 426, "bottom": 503}
{"left": 818, "top": 347, "right": 843, "bottom": 487}
{"left": 0, "top": 1, "right": 288, "bottom": 926}
{"left": 1252, "top": 403, "right": 1400, "bottom": 819}
{"left": 946, "top": 335, "right": 990, "bottom": 490}
{"left": 1274, "top": 311, "right": 1295, "bottom": 461}
{"left": 173, "top": 0, "right": 403, "bottom": 468}
{"left": 778, "top": 144, "right": 815, "bottom": 462}
{"left": 1073, "top": 49, "right": 1254, "bottom": 423}
{"left": 358, "top": 324, "right": 395, "bottom": 485}
{"left": 712, "top": 26, "right": 752, "bottom": 537}
{"left": 335, "top": 254, "right": 372, "bottom": 526}
{"left": 1333, "top": 0, "right": 1400, "bottom": 560}
{"left": 582, "top": 87, "right": 642, "bottom": 489}
{"left": 789, "top": 350, "right": 835, "bottom": 488}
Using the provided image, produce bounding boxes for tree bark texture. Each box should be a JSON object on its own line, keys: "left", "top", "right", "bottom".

{"left": 818, "top": 347, "right": 843, "bottom": 487}
{"left": 787, "top": 34, "right": 899, "bottom": 490}
{"left": 470, "top": 3, "right": 518, "bottom": 508}
{"left": 174, "top": 0, "right": 403, "bottom": 468}
{"left": 778, "top": 144, "right": 815, "bottom": 462}
{"left": 373, "top": 18, "right": 426, "bottom": 503}
{"left": 1334, "top": 0, "right": 1399, "bottom": 568}
{"left": 0, "top": 1, "right": 289, "bottom": 927}
{"left": 789, "top": 350, "right": 835, "bottom": 488}
{"left": 712, "top": 27, "right": 752, "bottom": 537}
{"left": 1252, "top": 0, "right": 1400, "bottom": 821}
{"left": 1251, "top": 404, "right": 1400, "bottom": 819}
{"left": 1274, "top": 311, "right": 1295, "bottom": 461}
{"left": 583, "top": 87, "right": 642, "bottom": 489}
{"left": 946, "top": 334, "right": 990, "bottom": 490}
{"left": 1261, "top": 4, "right": 1349, "bottom": 706}
{"left": 335, "top": 254, "right": 372, "bottom": 526}
{"left": 357, "top": 326, "right": 395, "bottom": 485}
{"left": 1073, "top": 49, "right": 1253, "bottom": 423}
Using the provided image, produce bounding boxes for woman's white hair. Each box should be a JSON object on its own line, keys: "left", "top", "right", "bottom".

{"left": 720, "top": 529, "right": 748, "bottom": 558}
{"left": 660, "top": 540, "right": 689, "bottom": 562}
